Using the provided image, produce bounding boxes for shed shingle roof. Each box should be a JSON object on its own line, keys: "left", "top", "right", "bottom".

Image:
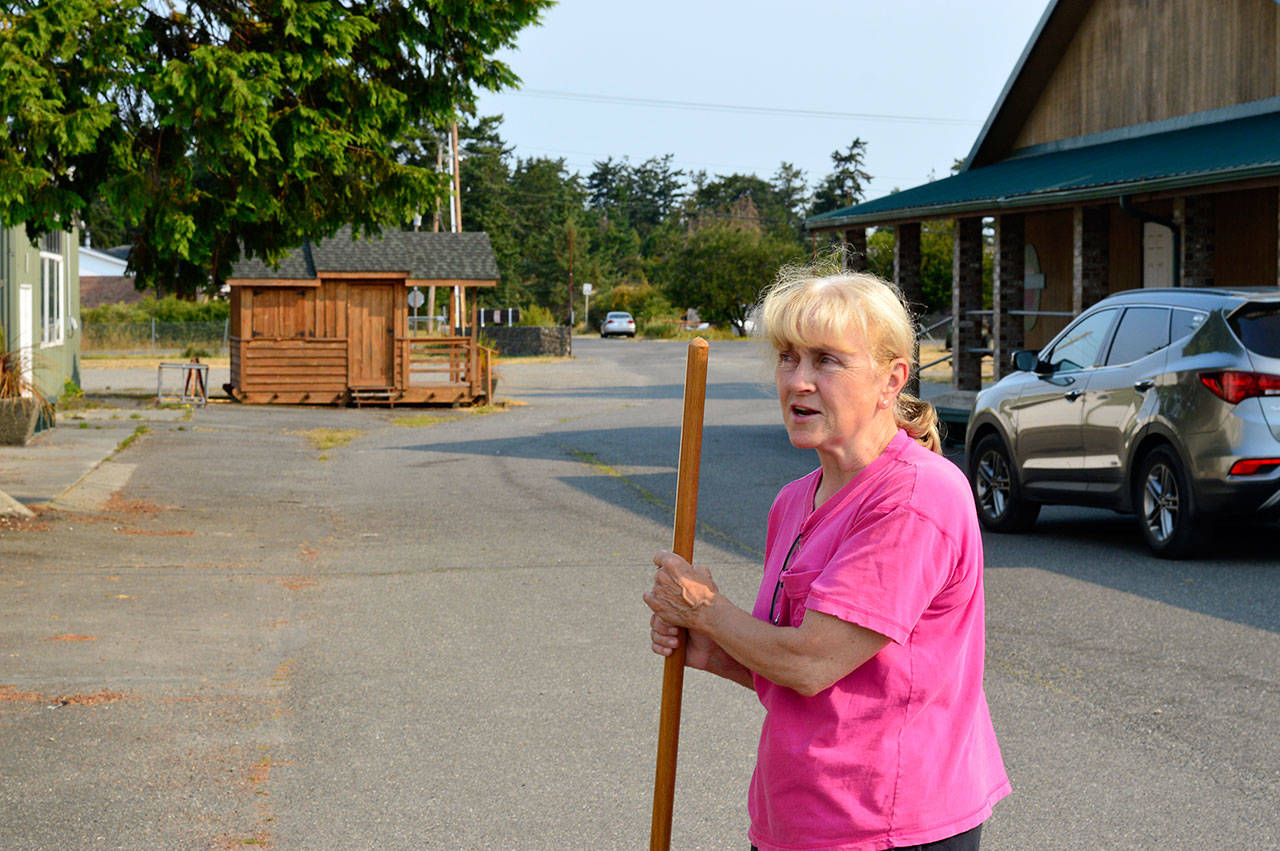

{"left": 229, "top": 227, "right": 499, "bottom": 281}
{"left": 807, "top": 107, "right": 1280, "bottom": 230}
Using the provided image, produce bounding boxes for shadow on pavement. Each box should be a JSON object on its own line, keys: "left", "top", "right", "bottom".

{"left": 985, "top": 506, "right": 1280, "bottom": 635}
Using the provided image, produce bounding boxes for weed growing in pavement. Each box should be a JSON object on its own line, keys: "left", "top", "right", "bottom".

{"left": 290, "top": 429, "right": 361, "bottom": 460}
{"left": 391, "top": 404, "right": 508, "bottom": 428}
{"left": 392, "top": 413, "right": 446, "bottom": 427}
{"left": 115, "top": 425, "right": 149, "bottom": 454}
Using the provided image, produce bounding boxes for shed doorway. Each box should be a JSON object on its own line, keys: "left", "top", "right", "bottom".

{"left": 348, "top": 283, "right": 396, "bottom": 388}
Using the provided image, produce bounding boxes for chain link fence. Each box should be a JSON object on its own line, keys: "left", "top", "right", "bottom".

{"left": 82, "top": 320, "right": 230, "bottom": 355}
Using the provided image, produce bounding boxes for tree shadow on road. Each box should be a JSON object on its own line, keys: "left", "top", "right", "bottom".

{"left": 393, "top": 423, "right": 809, "bottom": 560}
{"left": 984, "top": 506, "right": 1280, "bottom": 634}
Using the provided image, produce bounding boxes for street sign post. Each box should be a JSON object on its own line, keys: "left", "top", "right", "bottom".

{"left": 408, "top": 287, "right": 425, "bottom": 329}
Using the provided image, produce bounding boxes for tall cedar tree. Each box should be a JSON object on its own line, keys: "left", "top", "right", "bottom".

{"left": 0, "top": 0, "right": 550, "bottom": 296}
{"left": 810, "top": 138, "right": 872, "bottom": 217}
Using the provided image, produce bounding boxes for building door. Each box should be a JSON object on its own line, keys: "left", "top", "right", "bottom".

{"left": 347, "top": 284, "right": 395, "bottom": 387}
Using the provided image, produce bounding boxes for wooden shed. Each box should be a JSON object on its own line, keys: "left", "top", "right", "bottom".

{"left": 225, "top": 228, "right": 499, "bottom": 406}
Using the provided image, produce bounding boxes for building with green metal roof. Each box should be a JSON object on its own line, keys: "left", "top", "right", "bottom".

{"left": 806, "top": 0, "right": 1280, "bottom": 391}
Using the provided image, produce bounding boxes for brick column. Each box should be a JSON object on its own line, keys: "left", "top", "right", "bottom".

{"left": 894, "top": 223, "right": 923, "bottom": 311}
{"left": 1175, "top": 194, "right": 1215, "bottom": 287}
{"left": 843, "top": 227, "right": 868, "bottom": 272}
{"left": 894, "top": 222, "right": 924, "bottom": 396}
{"left": 993, "top": 214, "right": 1025, "bottom": 381}
{"left": 952, "top": 217, "right": 983, "bottom": 391}
{"left": 1073, "top": 206, "right": 1109, "bottom": 314}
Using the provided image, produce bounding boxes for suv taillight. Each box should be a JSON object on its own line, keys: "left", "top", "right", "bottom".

{"left": 1229, "top": 458, "right": 1280, "bottom": 476}
{"left": 1198, "top": 370, "right": 1280, "bottom": 404}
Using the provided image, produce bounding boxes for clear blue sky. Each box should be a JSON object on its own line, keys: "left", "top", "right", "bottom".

{"left": 474, "top": 1, "right": 1050, "bottom": 204}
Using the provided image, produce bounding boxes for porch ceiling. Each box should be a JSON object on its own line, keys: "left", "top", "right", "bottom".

{"left": 807, "top": 108, "right": 1280, "bottom": 231}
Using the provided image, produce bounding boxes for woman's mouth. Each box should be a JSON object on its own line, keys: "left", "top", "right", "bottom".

{"left": 790, "top": 404, "right": 819, "bottom": 419}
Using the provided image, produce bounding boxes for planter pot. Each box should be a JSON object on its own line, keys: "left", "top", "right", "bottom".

{"left": 0, "top": 397, "right": 43, "bottom": 446}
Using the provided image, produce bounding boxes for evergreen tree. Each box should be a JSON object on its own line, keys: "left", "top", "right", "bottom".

{"left": 0, "top": 0, "right": 551, "bottom": 296}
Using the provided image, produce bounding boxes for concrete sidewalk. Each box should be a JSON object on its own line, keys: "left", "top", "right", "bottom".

{"left": 0, "top": 405, "right": 192, "bottom": 516}
{"left": 0, "top": 360, "right": 228, "bottom": 516}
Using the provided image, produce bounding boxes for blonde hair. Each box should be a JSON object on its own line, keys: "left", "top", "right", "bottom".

{"left": 757, "top": 264, "right": 942, "bottom": 453}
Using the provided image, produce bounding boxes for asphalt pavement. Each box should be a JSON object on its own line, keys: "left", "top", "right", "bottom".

{"left": 1, "top": 339, "right": 1277, "bottom": 848}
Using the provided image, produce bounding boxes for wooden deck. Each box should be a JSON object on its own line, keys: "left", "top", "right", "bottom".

{"left": 227, "top": 334, "right": 495, "bottom": 407}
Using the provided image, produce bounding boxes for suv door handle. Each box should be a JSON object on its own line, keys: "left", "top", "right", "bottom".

{"left": 1133, "top": 379, "right": 1155, "bottom": 392}
{"left": 1063, "top": 389, "right": 1082, "bottom": 401}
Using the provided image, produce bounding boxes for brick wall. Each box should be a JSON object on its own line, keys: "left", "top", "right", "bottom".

{"left": 1177, "top": 194, "right": 1215, "bottom": 287}
{"left": 993, "top": 214, "right": 1025, "bottom": 381}
{"left": 843, "top": 228, "right": 869, "bottom": 272}
{"left": 894, "top": 222, "right": 924, "bottom": 313}
{"left": 1073, "top": 206, "right": 1109, "bottom": 312}
{"left": 952, "top": 217, "right": 983, "bottom": 391}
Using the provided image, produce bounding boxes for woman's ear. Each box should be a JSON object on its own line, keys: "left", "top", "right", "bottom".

{"left": 884, "top": 358, "right": 910, "bottom": 397}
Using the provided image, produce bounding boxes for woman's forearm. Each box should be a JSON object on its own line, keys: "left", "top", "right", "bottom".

{"left": 692, "top": 594, "right": 888, "bottom": 697}
{"left": 697, "top": 636, "right": 756, "bottom": 689}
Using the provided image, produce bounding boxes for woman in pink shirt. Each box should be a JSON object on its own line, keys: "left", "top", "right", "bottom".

{"left": 645, "top": 268, "right": 1010, "bottom": 850}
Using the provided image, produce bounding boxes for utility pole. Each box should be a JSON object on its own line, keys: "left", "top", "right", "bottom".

{"left": 451, "top": 121, "right": 463, "bottom": 335}
{"left": 568, "top": 223, "right": 575, "bottom": 329}
{"left": 432, "top": 142, "right": 442, "bottom": 232}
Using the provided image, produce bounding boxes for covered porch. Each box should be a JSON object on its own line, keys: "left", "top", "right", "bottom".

{"left": 808, "top": 105, "right": 1280, "bottom": 392}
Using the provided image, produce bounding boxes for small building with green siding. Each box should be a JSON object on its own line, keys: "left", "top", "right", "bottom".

{"left": 0, "top": 226, "right": 81, "bottom": 406}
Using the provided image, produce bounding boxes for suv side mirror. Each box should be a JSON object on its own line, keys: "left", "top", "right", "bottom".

{"left": 1011, "top": 349, "right": 1041, "bottom": 372}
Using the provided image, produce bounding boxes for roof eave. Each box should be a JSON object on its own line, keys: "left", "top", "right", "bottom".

{"left": 805, "top": 164, "right": 1280, "bottom": 231}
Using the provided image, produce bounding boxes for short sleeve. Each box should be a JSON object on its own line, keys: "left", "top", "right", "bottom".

{"left": 803, "top": 506, "right": 957, "bottom": 645}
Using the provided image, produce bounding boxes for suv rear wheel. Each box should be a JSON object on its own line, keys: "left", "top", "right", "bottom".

{"left": 1134, "top": 446, "right": 1209, "bottom": 559}
{"left": 970, "top": 434, "right": 1041, "bottom": 532}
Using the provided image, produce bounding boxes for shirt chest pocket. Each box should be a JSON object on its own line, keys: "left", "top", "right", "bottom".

{"left": 778, "top": 565, "right": 823, "bottom": 627}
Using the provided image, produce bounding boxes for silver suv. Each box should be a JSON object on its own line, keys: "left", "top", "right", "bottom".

{"left": 965, "top": 287, "right": 1280, "bottom": 558}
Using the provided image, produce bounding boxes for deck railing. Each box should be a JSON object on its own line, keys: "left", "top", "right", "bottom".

{"left": 402, "top": 336, "right": 496, "bottom": 400}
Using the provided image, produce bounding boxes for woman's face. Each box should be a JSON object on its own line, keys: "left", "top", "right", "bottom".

{"left": 774, "top": 330, "right": 901, "bottom": 461}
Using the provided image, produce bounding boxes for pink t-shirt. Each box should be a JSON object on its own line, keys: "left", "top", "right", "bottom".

{"left": 747, "top": 430, "right": 1010, "bottom": 851}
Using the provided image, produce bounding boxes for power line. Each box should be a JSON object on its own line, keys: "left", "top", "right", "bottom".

{"left": 501, "top": 88, "right": 983, "bottom": 127}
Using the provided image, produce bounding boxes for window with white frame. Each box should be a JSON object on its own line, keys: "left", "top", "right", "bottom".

{"left": 40, "top": 231, "right": 64, "bottom": 345}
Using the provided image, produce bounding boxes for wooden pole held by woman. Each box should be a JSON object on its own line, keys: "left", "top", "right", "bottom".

{"left": 650, "top": 337, "right": 709, "bottom": 850}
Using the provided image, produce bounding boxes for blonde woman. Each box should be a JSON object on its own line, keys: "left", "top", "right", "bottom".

{"left": 645, "top": 268, "right": 1009, "bottom": 850}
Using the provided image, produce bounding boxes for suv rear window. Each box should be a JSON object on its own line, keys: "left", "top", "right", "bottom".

{"left": 1230, "top": 304, "right": 1280, "bottom": 358}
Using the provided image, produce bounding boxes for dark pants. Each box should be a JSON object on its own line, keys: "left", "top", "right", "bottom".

{"left": 751, "top": 822, "right": 982, "bottom": 851}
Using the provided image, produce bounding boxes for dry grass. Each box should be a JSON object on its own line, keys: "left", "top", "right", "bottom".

{"left": 82, "top": 355, "right": 230, "bottom": 369}
{"left": 290, "top": 428, "right": 361, "bottom": 452}
{"left": 917, "top": 341, "right": 996, "bottom": 383}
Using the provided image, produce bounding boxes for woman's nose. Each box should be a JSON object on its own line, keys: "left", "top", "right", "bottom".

{"left": 782, "top": 359, "right": 816, "bottom": 391}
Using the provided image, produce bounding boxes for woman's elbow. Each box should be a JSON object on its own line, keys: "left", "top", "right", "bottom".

{"left": 787, "top": 667, "right": 841, "bottom": 698}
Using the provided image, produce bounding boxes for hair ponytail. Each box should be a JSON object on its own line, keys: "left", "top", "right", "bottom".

{"left": 894, "top": 392, "right": 942, "bottom": 454}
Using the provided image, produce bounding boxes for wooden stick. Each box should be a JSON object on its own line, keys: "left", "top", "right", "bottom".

{"left": 650, "top": 337, "right": 709, "bottom": 851}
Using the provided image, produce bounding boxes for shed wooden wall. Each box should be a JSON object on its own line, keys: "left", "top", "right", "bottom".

{"left": 1012, "top": 0, "right": 1280, "bottom": 151}
{"left": 230, "top": 279, "right": 415, "bottom": 399}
